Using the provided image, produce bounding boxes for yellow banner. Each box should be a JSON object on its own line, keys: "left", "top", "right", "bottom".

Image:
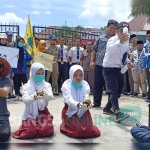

{"left": 24, "top": 16, "right": 37, "bottom": 55}
{"left": 32, "top": 52, "right": 54, "bottom": 70}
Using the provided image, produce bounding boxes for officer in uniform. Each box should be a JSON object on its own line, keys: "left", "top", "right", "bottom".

{"left": 57, "top": 36, "right": 68, "bottom": 93}
{"left": 46, "top": 35, "right": 59, "bottom": 96}
{"left": 68, "top": 38, "right": 83, "bottom": 65}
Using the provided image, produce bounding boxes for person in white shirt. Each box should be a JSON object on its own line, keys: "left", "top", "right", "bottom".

{"left": 13, "top": 63, "right": 54, "bottom": 139}
{"left": 60, "top": 65, "right": 100, "bottom": 138}
{"left": 57, "top": 36, "right": 68, "bottom": 93}
{"left": 102, "top": 21, "right": 132, "bottom": 123}
{"left": 68, "top": 38, "right": 83, "bottom": 65}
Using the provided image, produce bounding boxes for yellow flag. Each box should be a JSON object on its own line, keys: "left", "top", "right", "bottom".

{"left": 24, "top": 16, "right": 37, "bottom": 55}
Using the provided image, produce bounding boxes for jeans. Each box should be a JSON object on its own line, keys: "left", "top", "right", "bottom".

{"left": 103, "top": 67, "right": 124, "bottom": 110}
{"left": 0, "top": 120, "right": 11, "bottom": 142}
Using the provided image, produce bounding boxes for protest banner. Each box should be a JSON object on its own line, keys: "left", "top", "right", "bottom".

{"left": 32, "top": 52, "right": 54, "bottom": 70}
{"left": 0, "top": 46, "right": 19, "bottom": 68}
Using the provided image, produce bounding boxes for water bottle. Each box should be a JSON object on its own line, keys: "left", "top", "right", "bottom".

{"left": 123, "top": 27, "right": 128, "bottom": 34}
{"left": 123, "top": 27, "right": 129, "bottom": 44}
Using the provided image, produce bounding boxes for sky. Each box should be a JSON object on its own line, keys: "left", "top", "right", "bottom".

{"left": 0, "top": 0, "right": 133, "bottom": 36}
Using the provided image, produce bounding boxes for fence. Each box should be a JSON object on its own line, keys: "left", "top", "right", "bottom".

{"left": 32, "top": 25, "right": 103, "bottom": 45}
{"left": 0, "top": 23, "right": 20, "bottom": 39}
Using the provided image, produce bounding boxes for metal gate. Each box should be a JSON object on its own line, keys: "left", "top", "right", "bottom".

{"left": 0, "top": 23, "right": 20, "bottom": 38}
{"left": 33, "top": 25, "right": 103, "bottom": 45}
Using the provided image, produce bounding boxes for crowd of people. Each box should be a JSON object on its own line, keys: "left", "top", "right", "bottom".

{"left": 0, "top": 19, "right": 150, "bottom": 142}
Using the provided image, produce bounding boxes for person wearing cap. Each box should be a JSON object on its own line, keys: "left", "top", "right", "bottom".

{"left": 5, "top": 31, "right": 15, "bottom": 47}
{"left": 0, "top": 57, "right": 12, "bottom": 142}
{"left": 46, "top": 35, "right": 59, "bottom": 96}
{"left": 90, "top": 19, "right": 118, "bottom": 109}
{"left": 144, "top": 30, "right": 150, "bottom": 87}
{"left": 12, "top": 37, "right": 33, "bottom": 101}
{"left": 68, "top": 38, "right": 83, "bottom": 66}
{"left": 131, "top": 41, "right": 147, "bottom": 98}
{"left": 57, "top": 36, "right": 68, "bottom": 93}
{"left": 102, "top": 21, "right": 132, "bottom": 123}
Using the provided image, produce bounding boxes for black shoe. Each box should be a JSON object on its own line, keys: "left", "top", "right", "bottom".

{"left": 116, "top": 112, "right": 130, "bottom": 123}
{"left": 132, "top": 93, "right": 138, "bottom": 97}
{"left": 103, "top": 108, "right": 116, "bottom": 115}
{"left": 92, "top": 104, "right": 100, "bottom": 108}
{"left": 142, "top": 93, "right": 147, "bottom": 98}
{"left": 123, "top": 92, "right": 128, "bottom": 96}
{"left": 9, "top": 93, "right": 16, "bottom": 98}
{"left": 129, "top": 92, "right": 134, "bottom": 96}
{"left": 53, "top": 88, "right": 59, "bottom": 96}
{"left": 19, "top": 92, "right": 22, "bottom": 97}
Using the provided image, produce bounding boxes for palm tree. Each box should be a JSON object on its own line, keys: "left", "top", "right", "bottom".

{"left": 130, "top": 0, "right": 150, "bottom": 22}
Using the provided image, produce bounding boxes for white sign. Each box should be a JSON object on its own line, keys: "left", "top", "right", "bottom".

{"left": 0, "top": 46, "right": 19, "bottom": 68}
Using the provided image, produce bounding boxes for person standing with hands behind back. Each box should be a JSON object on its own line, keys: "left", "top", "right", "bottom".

{"left": 90, "top": 20, "right": 118, "bottom": 108}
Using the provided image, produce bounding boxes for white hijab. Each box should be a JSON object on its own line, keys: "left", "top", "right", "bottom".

{"left": 62, "top": 65, "right": 90, "bottom": 118}
{"left": 22, "top": 62, "right": 47, "bottom": 120}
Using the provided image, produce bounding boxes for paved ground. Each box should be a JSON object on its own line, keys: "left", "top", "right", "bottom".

{"left": 7, "top": 93, "right": 149, "bottom": 143}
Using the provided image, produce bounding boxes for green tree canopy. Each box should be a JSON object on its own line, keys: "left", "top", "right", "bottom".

{"left": 130, "top": 0, "right": 150, "bottom": 22}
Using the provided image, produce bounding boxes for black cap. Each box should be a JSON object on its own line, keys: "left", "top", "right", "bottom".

{"left": 117, "top": 21, "right": 129, "bottom": 29}
{"left": 130, "top": 34, "right": 137, "bottom": 40}
{"left": 137, "top": 41, "right": 144, "bottom": 44}
{"left": 34, "top": 37, "right": 40, "bottom": 41}
{"left": 107, "top": 19, "right": 118, "bottom": 26}
{"left": 147, "top": 30, "right": 150, "bottom": 35}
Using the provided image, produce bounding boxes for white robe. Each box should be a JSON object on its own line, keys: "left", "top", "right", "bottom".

{"left": 61, "top": 65, "right": 90, "bottom": 118}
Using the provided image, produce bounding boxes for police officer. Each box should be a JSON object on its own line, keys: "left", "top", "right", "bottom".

{"left": 57, "top": 36, "right": 68, "bottom": 93}
{"left": 46, "top": 35, "right": 59, "bottom": 96}
{"left": 68, "top": 38, "right": 83, "bottom": 65}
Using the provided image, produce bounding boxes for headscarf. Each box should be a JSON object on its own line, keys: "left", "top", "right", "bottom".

{"left": 37, "top": 40, "right": 47, "bottom": 53}
{"left": 69, "top": 65, "right": 84, "bottom": 81}
{"left": 62, "top": 65, "right": 90, "bottom": 118}
{"left": 22, "top": 62, "right": 47, "bottom": 120}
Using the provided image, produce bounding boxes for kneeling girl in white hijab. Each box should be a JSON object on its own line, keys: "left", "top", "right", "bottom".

{"left": 60, "top": 65, "right": 100, "bottom": 138}
{"left": 13, "top": 62, "right": 54, "bottom": 139}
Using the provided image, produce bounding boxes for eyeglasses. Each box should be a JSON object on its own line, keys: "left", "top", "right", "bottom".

{"left": 108, "top": 20, "right": 118, "bottom": 26}
{"left": 147, "top": 36, "right": 150, "bottom": 38}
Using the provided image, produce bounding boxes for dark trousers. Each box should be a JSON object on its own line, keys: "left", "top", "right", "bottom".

{"left": 123, "top": 71, "right": 130, "bottom": 93}
{"left": 13, "top": 73, "right": 27, "bottom": 95}
{"left": 58, "top": 62, "right": 68, "bottom": 90}
{"left": 67, "top": 62, "right": 71, "bottom": 79}
{"left": 103, "top": 67, "right": 124, "bottom": 110}
{"left": 0, "top": 120, "right": 11, "bottom": 142}
{"left": 93, "top": 65, "right": 105, "bottom": 106}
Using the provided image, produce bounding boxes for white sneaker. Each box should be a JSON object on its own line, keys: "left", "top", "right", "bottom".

{"left": 13, "top": 96, "right": 19, "bottom": 101}
{"left": 7, "top": 99, "right": 10, "bottom": 102}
